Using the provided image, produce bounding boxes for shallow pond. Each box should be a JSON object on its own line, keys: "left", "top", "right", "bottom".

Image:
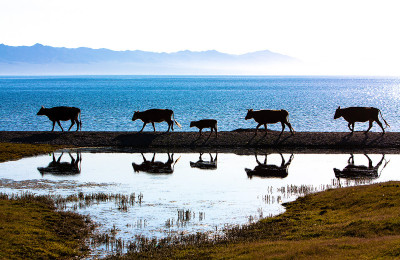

{"left": 0, "top": 151, "right": 399, "bottom": 255}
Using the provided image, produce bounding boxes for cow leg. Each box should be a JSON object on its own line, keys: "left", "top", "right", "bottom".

{"left": 139, "top": 123, "right": 147, "bottom": 132}
{"left": 152, "top": 122, "right": 156, "bottom": 132}
{"left": 68, "top": 119, "right": 75, "bottom": 131}
{"left": 166, "top": 122, "right": 171, "bottom": 132}
{"left": 375, "top": 119, "right": 385, "bottom": 133}
{"left": 264, "top": 124, "right": 268, "bottom": 132}
{"left": 280, "top": 122, "right": 285, "bottom": 136}
{"left": 51, "top": 121, "right": 56, "bottom": 131}
{"left": 209, "top": 127, "right": 213, "bottom": 137}
{"left": 279, "top": 153, "right": 285, "bottom": 167}
{"left": 57, "top": 121, "right": 64, "bottom": 131}
{"left": 255, "top": 123, "right": 262, "bottom": 134}
{"left": 347, "top": 122, "right": 352, "bottom": 132}
{"left": 286, "top": 122, "right": 294, "bottom": 134}
{"left": 365, "top": 120, "right": 373, "bottom": 133}
{"left": 348, "top": 123, "right": 355, "bottom": 133}
{"left": 74, "top": 119, "right": 80, "bottom": 131}
{"left": 199, "top": 128, "right": 202, "bottom": 136}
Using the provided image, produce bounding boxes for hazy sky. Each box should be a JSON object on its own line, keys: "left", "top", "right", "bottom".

{"left": 1, "top": 0, "right": 400, "bottom": 75}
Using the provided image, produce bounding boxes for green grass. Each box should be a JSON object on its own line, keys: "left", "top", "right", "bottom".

{"left": 118, "top": 182, "right": 400, "bottom": 259}
{"left": 0, "top": 143, "right": 63, "bottom": 162}
{"left": 0, "top": 194, "right": 94, "bottom": 259}
{"left": 0, "top": 143, "right": 94, "bottom": 259}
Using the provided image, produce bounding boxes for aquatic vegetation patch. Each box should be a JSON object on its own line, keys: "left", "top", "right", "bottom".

{"left": 115, "top": 181, "right": 400, "bottom": 259}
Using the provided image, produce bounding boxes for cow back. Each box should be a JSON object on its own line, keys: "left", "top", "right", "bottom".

{"left": 138, "top": 109, "right": 173, "bottom": 123}
{"left": 46, "top": 106, "right": 80, "bottom": 121}
{"left": 252, "top": 109, "right": 288, "bottom": 124}
{"left": 341, "top": 107, "right": 379, "bottom": 123}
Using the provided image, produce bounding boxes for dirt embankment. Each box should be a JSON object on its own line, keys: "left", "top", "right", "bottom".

{"left": 1, "top": 130, "right": 400, "bottom": 153}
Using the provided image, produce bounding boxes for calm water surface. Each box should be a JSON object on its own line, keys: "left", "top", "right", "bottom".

{"left": 1, "top": 76, "right": 400, "bottom": 132}
{"left": 0, "top": 151, "right": 398, "bottom": 256}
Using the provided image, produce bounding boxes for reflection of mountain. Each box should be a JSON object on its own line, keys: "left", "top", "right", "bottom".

{"left": 0, "top": 44, "right": 298, "bottom": 75}
{"left": 132, "top": 153, "right": 179, "bottom": 174}
{"left": 334, "top": 154, "right": 388, "bottom": 180}
{"left": 190, "top": 153, "right": 217, "bottom": 170}
{"left": 38, "top": 152, "right": 81, "bottom": 176}
{"left": 245, "top": 153, "right": 293, "bottom": 179}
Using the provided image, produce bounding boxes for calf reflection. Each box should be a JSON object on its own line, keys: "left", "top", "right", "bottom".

{"left": 38, "top": 152, "right": 81, "bottom": 176}
{"left": 132, "top": 153, "right": 179, "bottom": 174}
{"left": 190, "top": 153, "right": 217, "bottom": 170}
{"left": 245, "top": 153, "right": 294, "bottom": 179}
{"left": 334, "top": 154, "right": 388, "bottom": 180}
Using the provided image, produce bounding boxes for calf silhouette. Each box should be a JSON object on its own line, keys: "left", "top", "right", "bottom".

{"left": 37, "top": 106, "right": 81, "bottom": 131}
{"left": 132, "top": 109, "right": 182, "bottom": 132}
{"left": 132, "top": 153, "right": 179, "bottom": 174}
{"left": 245, "top": 153, "right": 294, "bottom": 179}
{"left": 334, "top": 106, "right": 389, "bottom": 134}
{"left": 245, "top": 109, "right": 294, "bottom": 135}
{"left": 334, "top": 154, "right": 388, "bottom": 180}
{"left": 190, "top": 119, "right": 218, "bottom": 137}
{"left": 190, "top": 153, "right": 218, "bottom": 170}
{"left": 37, "top": 152, "right": 81, "bottom": 176}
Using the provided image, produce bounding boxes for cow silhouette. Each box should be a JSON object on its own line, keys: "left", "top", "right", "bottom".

{"left": 245, "top": 109, "right": 294, "bottom": 135}
{"left": 132, "top": 153, "right": 179, "bottom": 174}
{"left": 190, "top": 153, "right": 218, "bottom": 170}
{"left": 245, "top": 153, "right": 294, "bottom": 179}
{"left": 334, "top": 106, "right": 389, "bottom": 134}
{"left": 37, "top": 106, "right": 82, "bottom": 131}
{"left": 132, "top": 109, "right": 182, "bottom": 132}
{"left": 37, "top": 152, "right": 81, "bottom": 176}
{"left": 334, "top": 154, "right": 388, "bottom": 180}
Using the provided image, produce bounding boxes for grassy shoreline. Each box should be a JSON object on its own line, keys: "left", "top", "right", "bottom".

{"left": 1, "top": 143, "right": 400, "bottom": 259}
{"left": 117, "top": 182, "right": 400, "bottom": 259}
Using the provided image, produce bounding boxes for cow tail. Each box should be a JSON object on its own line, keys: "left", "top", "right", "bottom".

{"left": 172, "top": 112, "right": 182, "bottom": 129}
{"left": 379, "top": 110, "right": 390, "bottom": 128}
{"left": 79, "top": 110, "right": 82, "bottom": 131}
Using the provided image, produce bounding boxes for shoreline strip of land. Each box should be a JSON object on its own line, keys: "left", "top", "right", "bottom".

{"left": 1, "top": 131, "right": 400, "bottom": 153}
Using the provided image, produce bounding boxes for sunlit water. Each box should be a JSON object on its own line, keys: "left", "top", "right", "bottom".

{"left": 0, "top": 151, "right": 399, "bottom": 256}
{"left": 1, "top": 76, "right": 400, "bottom": 132}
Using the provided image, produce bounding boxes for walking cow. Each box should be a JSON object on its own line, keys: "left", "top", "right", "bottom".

{"left": 37, "top": 106, "right": 81, "bottom": 131}
{"left": 334, "top": 106, "right": 389, "bottom": 134}
{"left": 132, "top": 109, "right": 182, "bottom": 132}
{"left": 245, "top": 109, "right": 295, "bottom": 135}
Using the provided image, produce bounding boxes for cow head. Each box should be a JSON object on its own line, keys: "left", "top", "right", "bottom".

{"left": 334, "top": 106, "right": 342, "bottom": 119}
{"left": 132, "top": 111, "right": 140, "bottom": 121}
{"left": 37, "top": 106, "right": 46, "bottom": 116}
{"left": 189, "top": 121, "right": 195, "bottom": 127}
{"left": 245, "top": 109, "right": 254, "bottom": 120}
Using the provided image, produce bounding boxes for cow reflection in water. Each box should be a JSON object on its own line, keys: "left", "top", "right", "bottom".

{"left": 190, "top": 153, "right": 217, "bottom": 170}
{"left": 245, "top": 153, "right": 294, "bottom": 179}
{"left": 38, "top": 152, "right": 81, "bottom": 176}
{"left": 334, "top": 154, "right": 388, "bottom": 180}
{"left": 132, "top": 153, "right": 179, "bottom": 174}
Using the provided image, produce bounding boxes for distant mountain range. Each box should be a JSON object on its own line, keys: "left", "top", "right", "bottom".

{"left": 0, "top": 44, "right": 299, "bottom": 75}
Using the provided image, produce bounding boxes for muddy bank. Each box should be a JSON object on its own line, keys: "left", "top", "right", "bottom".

{"left": 1, "top": 130, "right": 400, "bottom": 153}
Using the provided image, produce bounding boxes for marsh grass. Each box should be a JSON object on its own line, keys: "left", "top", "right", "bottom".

{"left": 112, "top": 182, "right": 400, "bottom": 259}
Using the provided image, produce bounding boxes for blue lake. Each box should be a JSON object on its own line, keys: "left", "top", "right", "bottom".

{"left": 0, "top": 76, "right": 399, "bottom": 132}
